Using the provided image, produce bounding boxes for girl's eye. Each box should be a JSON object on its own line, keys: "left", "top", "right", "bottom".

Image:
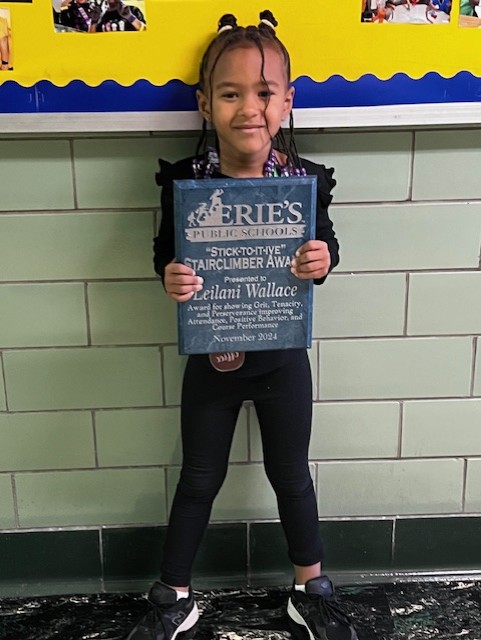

{"left": 259, "top": 90, "right": 272, "bottom": 99}
{"left": 221, "top": 92, "right": 237, "bottom": 99}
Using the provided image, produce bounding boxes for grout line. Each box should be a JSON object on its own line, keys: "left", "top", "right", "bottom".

{"left": 98, "top": 527, "right": 105, "bottom": 591}
{"left": 246, "top": 521, "right": 251, "bottom": 587}
{"left": 2, "top": 268, "right": 481, "bottom": 286}
{"left": 11, "top": 474, "right": 20, "bottom": 528}
{"left": 159, "top": 346, "right": 166, "bottom": 407}
{"left": 92, "top": 410, "right": 99, "bottom": 468}
{"left": 0, "top": 512, "right": 478, "bottom": 534}
{"left": 397, "top": 402, "right": 403, "bottom": 459}
{"left": 0, "top": 351, "right": 9, "bottom": 411}
{"left": 0, "top": 204, "right": 157, "bottom": 215}
{"left": 407, "top": 131, "right": 415, "bottom": 201}
{"left": 391, "top": 517, "right": 397, "bottom": 567}
{"left": 84, "top": 282, "right": 92, "bottom": 347}
{"left": 2, "top": 198, "right": 481, "bottom": 218}
{"left": 470, "top": 337, "right": 478, "bottom": 397}
{"left": 69, "top": 139, "right": 79, "bottom": 210}
{"left": 462, "top": 458, "right": 468, "bottom": 513}
{"left": 403, "top": 272, "right": 410, "bottom": 336}
{"left": 164, "top": 466, "right": 170, "bottom": 525}
{"left": 1, "top": 396, "right": 479, "bottom": 417}
{"left": 0, "top": 277, "right": 160, "bottom": 285}
{"left": 0, "top": 344, "right": 178, "bottom": 353}
{"left": 0, "top": 453, "right": 478, "bottom": 477}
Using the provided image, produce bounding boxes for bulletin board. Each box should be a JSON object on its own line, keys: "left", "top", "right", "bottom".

{"left": 2, "top": 0, "right": 481, "bottom": 132}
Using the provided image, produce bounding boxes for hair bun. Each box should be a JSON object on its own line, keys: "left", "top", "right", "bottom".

{"left": 259, "top": 10, "right": 278, "bottom": 30}
{"left": 218, "top": 14, "right": 238, "bottom": 33}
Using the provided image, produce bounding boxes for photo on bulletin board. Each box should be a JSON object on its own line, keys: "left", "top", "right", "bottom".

{"left": 0, "top": 8, "right": 13, "bottom": 71}
{"left": 52, "top": 0, "right": 147, "bottom": 33}
{"left": 458, "top": 0, "right": 481, "bottom": 25}
{"left": 361, "top": 0, "right": 451, "bottom": 23}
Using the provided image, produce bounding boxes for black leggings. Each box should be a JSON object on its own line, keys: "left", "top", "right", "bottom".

{"left": 160, "top": 350, "right": 324, "bottom": 586}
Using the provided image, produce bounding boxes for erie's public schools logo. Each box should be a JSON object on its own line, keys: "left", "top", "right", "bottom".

{"left": 185, "top": 188, "right": 306, "bottom": 243}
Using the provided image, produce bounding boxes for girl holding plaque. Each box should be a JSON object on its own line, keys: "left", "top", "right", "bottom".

{"left": 125, "top": 12, "right": 357, "bottom": 640}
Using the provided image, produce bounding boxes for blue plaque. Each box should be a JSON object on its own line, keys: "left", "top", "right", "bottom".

{"left": 173, "top": 176, "right": 317, "bottom": 355}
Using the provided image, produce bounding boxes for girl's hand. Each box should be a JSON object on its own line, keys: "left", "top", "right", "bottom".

{"left": 164, "top": 261, "right": 204, "bottom": 302}
{"left": 290, "top": 240, "right": 331, "bottom": 280}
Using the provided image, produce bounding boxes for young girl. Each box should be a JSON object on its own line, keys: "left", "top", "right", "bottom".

{"left": 125, "top": 11, "right": 358, "bottom": 640}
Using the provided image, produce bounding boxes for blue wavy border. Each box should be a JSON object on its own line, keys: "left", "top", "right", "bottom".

{"left": 2, "top": 72, "right": 481, "bottom": 114}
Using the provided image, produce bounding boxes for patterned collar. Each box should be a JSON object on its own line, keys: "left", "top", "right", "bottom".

{"left": 192, "top": 147, "right": 306, "bottom": 179}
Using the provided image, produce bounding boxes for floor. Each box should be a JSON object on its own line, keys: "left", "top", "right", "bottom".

{"left": 1, "top": 580, "right": 481, "bottom": 640}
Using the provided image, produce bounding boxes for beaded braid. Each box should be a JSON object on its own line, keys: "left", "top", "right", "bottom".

{"left": 194, "top": 11, "right": 305, "bottom": 178}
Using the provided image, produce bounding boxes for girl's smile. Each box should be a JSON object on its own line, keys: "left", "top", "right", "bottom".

{"left": 197, "top": 45, "right": 294, "bottom": 177}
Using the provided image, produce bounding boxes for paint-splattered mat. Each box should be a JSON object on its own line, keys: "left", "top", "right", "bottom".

{"left": 1, "top": 580, "right": 481, "bottom": 640}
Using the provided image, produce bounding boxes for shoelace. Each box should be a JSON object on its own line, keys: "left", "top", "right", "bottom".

{"left": 129, "top": 599, "right": 175, "bottom": 639}
{"left": 308, "top": 593, "right": 353, "bottom": 627}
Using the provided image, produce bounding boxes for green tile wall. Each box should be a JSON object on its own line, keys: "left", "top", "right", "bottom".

{"left": 2, "top": 518, "right": 481, "bottom": 596}
{"left": 250, "top": 402, "right": 400, "bottom": 461}
{"left": 297, "top": 131, "right": 412, "bottom": 202}
{"left": 313, "top": 274, "right": 406, "bottom": 339}
{"left": 316, "top": 459, "right": 464, "bottom": 517}
{"left": 465, "top": 459, "right": 481, "bottom": 512}
{"left": 250, "top": 520, "right": 394, "bottom": 577}
{"left": 474, "top": 341, "right": 481, "bottom": 395}
{"left": 0, "top": 212, "right": 155, "bottom": 281}
{"left": 319, "top": 337, "right": 472, "bottom": 400}
{"left": 402, "top": 400, "right": 481, "bottom": 457}
{"left": 4, "top": 347, "right": 163, "bottom": 410}
{"left": 0, "top": 284, "right": 88, "bottom": 348}
{"left": 166, "top": 463, "right": 303, "bottom": 521}
{"left": 162, "top": 346, "right": 187, "bottom": 406}
{"left": 309, "top": 402, "right": 400, "bottom": 459}
{"left": 393, "top": 517, "right": 481, "bottom": 569}
{"left": 0, "top": 530, "right": 101, "bottom": 583}
{"left": 16, "top": 468, "right": 166, "bottom": 527}
{"left": 1, "top": 128, "right": 481, "bottom": 593}
{"left": 88, "top": 282, "right": 176, "bottom": 345}
{"left": 332, "top": 203, "right": 481, "bottom": 273}
{"left": 413, "top": 130, "right": 481, "bottom": 201}
{"left": 0, "top": 362, "right": 6, "bottom": 411}
{"left": 95, "top": 408, "right": 183, "bottom": 467}
{"left": 0, "top": 412, "right": 95, "bottom": 471}
{"left": 73, "top": 137, "right": 196, "bottom": 209}
{"left": 0, "top": 140, "right": 74, "bottom": 211}
{"left": 0, "top": 476, "right": 16, "bottom": 528}
{"left": 408, "top": 273, "right": 481, "bottom": 335}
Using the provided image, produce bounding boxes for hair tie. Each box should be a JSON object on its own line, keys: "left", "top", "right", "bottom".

{"left": 259, "top": 9, "right": 278, "bottom": 30}
{"left": 218, "top": 14, "right": 237, "bottom": 33}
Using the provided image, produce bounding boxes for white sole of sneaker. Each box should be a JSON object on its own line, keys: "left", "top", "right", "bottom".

{"left": 287, "top": 599, "right": 358, "bottom": 640}
{"left": 287, "top": 598, "right": 319, "bottom": 640}
{"left": 172, "top": 602, "right": 200, "bottom": 640}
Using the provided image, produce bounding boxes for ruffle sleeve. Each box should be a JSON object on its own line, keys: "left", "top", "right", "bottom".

{"left": 300, "top": 157, "right": 336, "bottom": 209}
{"left": 155, "top": 158, "right": 174, "bottom": 187}
{"left": 299, "top": 156, "right": 339, "bottom": 283}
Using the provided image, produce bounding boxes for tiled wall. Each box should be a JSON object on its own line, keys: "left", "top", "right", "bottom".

{"left": 1, "top": 128, "right": 481, "bottom": 594}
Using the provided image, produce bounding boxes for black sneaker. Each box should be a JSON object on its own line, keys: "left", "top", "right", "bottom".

{"left": 124, "top": 581, "right": 199, "bottom": 640}
{"left": 287, "top": 575, "right": 358, "bottom": 640}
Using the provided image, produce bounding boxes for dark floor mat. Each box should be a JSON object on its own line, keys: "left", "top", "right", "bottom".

{"left": 1, "top": 581, "right": 480, "bottom": 640}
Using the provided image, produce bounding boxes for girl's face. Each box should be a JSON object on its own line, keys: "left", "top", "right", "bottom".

{"left": 197, "top": 44, "right": 294, "bottom": 176}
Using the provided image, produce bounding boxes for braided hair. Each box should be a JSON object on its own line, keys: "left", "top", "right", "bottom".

{"left": 195, "top": 11, "right": 303, "bottom": 175}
